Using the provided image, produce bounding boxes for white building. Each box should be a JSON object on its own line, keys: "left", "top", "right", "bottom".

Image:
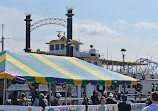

{"left": 45, "top": 36, "right": 102, "bottom": 67}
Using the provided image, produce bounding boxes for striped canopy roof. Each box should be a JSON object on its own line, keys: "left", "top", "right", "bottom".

{"left": 0, "top": 51, "right": 138, "bottom": 85}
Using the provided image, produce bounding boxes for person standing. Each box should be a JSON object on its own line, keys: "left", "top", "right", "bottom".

{"left": 118, "top": 95, "right": 131, "bottom": 111}
{"left": 19, "top": 92, "right": 28, "bottom": 106}
{"left": 39, "top": 93, "right": 48, "bottom": 110}
{"left": 106, "top": 93, "right": 117, "bottom": 104}
{"left": 91, "top": 91, "right": 99, "bottom": 105}
{"left": 11, "top": 91, "right": 18, "bottom": 105}
{"left": 141, "top": 91, "right": 158, "bottom": 111}
{"left": 99, "top": 96, "right": 106, "bottom": 111}
{"left": 32, "top": 91, "right": 39, "bottom": 106}
{"left": 52, "top": 93, "right": 61, "bottom": 106}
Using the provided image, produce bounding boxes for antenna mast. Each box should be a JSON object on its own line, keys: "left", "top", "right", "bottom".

{"left": 56, "top": 31, "right": 62, "bottom": 39}
{"left": 1, "top": 24, "right": 4, "bottom": 51}
{"left": 1, "top": 24, "right": 10, "bottom": 51}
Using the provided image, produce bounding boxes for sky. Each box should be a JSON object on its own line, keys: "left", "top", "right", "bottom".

{"left": 0, "top": 0, "right": 158, "bottom": 62}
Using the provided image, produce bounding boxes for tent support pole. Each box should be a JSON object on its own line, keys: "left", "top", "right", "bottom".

{"left": 119, "top": 84, "right": 121, "bottom": 100}
{"left": 119, "top": 85, "right": 121, "bottom": 94}
{"left": 3, "top": 74, "right": 6, "bottom": 105}
{"left": 139, "top": 92, "right": 141, "bottom": 103}
{"left": 6, "top": 78, "right": 7, "bottom": 104}
{"left": 48, "top": 83, "right": 51, "bottom": 106}
{"left": 65, "top": 85, "right": 67, "bottom": 105}
{"left": 124, "top": 84, "right": 126, "bottom": 94}
{"left": 84, "top": 85, "right": 88, "bottom": 111}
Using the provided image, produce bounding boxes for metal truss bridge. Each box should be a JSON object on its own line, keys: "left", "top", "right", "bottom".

{"left": 102, "top": 58, "right": 158, "bottom": 78}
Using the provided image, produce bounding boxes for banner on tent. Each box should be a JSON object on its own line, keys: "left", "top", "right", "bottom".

{"left": 45, "top": 105, "right": 85, "bottom": 111}
{"left": 0, "top": 105, "right": 42, "bottom": 111}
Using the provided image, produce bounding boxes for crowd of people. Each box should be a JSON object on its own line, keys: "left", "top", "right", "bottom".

{"left": 97, "top": 91, "right": 158, "bottom": 111}
{"left": 3, "top": 90, "right": 158, "bottom": 111}
{"left": 9, "top": 91, "right": 61, "bottom": 110}
{"left": 91, "top": 91, "right": 131, "bottom": 111}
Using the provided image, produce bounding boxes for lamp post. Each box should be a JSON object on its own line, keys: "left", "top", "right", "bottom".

{"left": 121, "top": 48, "right": 126, "bottom": 94}
{"left": 121, "top": 48, "right": 126, "bottom": 72}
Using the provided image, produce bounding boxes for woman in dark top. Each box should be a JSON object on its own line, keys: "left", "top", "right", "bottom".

{"left": 11, "top": 91, "right": 18, "bottom": 105}
{"left": 118, "top": 95, "right": 131, "bottom": 111}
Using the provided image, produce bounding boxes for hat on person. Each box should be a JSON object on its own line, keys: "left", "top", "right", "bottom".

{"left": 39, "top": 93, "right": 44, "bottom": 99}
{"left": 21, "top": 92, "right": 25, "bottom": 97}
{"left": 56, "top": 93, "right": 61, "bottom": 98}
{"left": 109, "top": 93, "right": 114, "bottom": 98}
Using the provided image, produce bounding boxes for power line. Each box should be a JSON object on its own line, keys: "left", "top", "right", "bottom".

{"left": 5, "top": 39, "right": 15, "bottom": 52}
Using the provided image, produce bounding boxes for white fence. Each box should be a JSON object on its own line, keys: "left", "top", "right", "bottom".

{"left": 131, "top": 103, "right": 146, "bottom": 111}
{"left": 45, "top": 105, "right": 85, "bottom": 111}
{"left": 45, "top": 103, "right": 146, "bottom": 111}
{"left": 0, "top": 105, "right": 42, "bottom": 111}
{"left": 88, "top": 104, "right": 118, "bottom": 111}
{"left": 0, "top": 103, "right": 146, "bottom": 111}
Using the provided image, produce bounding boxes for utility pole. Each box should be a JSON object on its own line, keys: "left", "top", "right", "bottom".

{"left": 1, "top": 24, "right": 4, "bottom": 51}
{"left": 1, "top": 24, "right": 10, "bottom": 52}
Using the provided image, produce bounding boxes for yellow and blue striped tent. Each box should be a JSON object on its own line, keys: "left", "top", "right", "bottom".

{"left": 0, "top": 51, "right": 138, "bottom": 85}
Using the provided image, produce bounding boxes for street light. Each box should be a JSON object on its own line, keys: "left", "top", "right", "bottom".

{"left": 121, "top": 48, "right": 126, "bottom": 94}
{"left": 121, "top": 48, "right": 126, "bottom": 62}
{"left": 121, "top": 48, "right": 126, "bottom": 73}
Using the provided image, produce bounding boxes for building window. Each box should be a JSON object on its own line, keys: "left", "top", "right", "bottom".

{"left": 75, "top": 45, "right": 79, "bottom": 51}
{"left": 61, "top": 44, "right": 65, "bottom": 50}
{"left": 50, "top": 45, "right": 54, "bottom": 50}
{"left": 55, "top": 44, "right": 59, "bottom": 50}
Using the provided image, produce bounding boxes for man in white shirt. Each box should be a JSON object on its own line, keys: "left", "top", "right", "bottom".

{"left": 142, "top": 91, "right": 158, "bottom": 111}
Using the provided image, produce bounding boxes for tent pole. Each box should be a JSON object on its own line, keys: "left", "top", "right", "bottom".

{"left": 48, "top": 83, "right": 51, "bottom": 106}
{"left": 5, "top": 78, "right": 7, "bottom": 105}
{"left": 65, "top": 85, "right": 67, "bottom": 105}
{"left": 84, "top": 85, "right": 88, "bottom": 111}
{"left": 3, "top": 74, "right": 6, "bottom": 105}
{"left": 119, "top": 84, "right": 121, "bottom": 101}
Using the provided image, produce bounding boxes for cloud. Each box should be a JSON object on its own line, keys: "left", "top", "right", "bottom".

{"left": 73, "top": 19, "right": 136, "bottom": 47}
{"left": 114, "top": 18, "right": 126, "bottom": 26}
{"left": 0, "top": 6, "right": 46, "bottom": 39}
{"left": 1, "top": 6, "right": 158, "bottom": 62}
{"left": 134, "top": 22, "right": 158, "bottom": 29}
{"left": 74, "top": 19, "right": 121, "bottom": 38}
{"left": 0, "top": 6, "right": 129, "bottom": 56}
{"left": 0, "top": 6, "right": 59, "bottom": 52}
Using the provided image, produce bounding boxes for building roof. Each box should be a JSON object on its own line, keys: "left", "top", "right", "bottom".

{"left": 83, "top": 57, "right": 147, "bottom": 66}
{"left": 45, "top": 36, "right": 83, "bottom": 45}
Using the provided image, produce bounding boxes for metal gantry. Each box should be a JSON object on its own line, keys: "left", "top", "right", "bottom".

{"left": 128, "top": 58, "right": 158, "bottom": 75}
{"left": 102, "top": 58, "right": 158, "bottom": 74}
